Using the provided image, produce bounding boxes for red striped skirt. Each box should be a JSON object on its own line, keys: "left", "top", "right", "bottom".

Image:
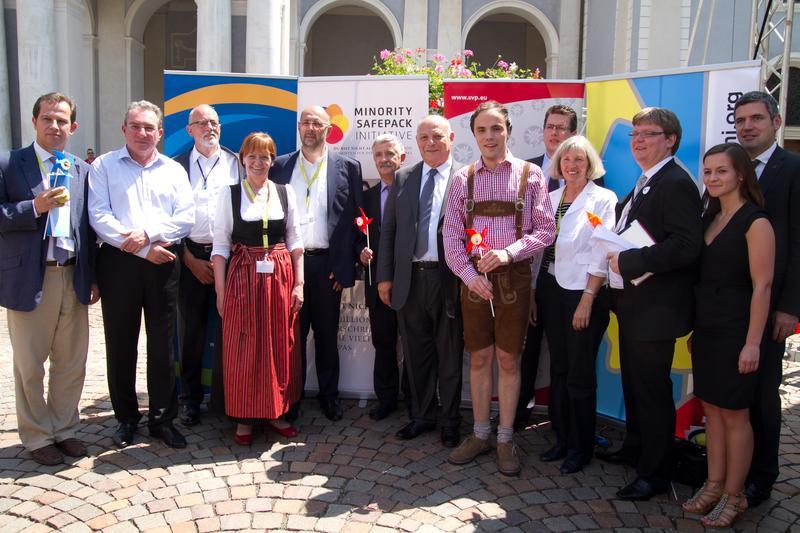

{"left": 222, "top": 243, "right": 301, "bottom": 419}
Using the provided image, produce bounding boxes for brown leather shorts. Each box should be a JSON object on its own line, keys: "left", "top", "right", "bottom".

{"left": 461, "top": 261, "right": 532, "bottom": 354}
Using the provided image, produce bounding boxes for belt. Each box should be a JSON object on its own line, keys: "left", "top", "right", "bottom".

{"left": 45, "top": 258, "right": 76, "bottom": 267}
{"left": 304, "top": 248, "right": 329, "bottom": 256}
{"left": 185, "top": 239, "right": 213, "bottom": 253}
{"left": 412, "top": 261, "right": 439, "bottom": 270}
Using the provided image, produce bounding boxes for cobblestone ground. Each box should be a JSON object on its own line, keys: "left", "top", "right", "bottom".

{"left": 1, "top": 306, "right": 800, "bottom": 532}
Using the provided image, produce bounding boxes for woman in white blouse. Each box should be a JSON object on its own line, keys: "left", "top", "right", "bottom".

{"left": 535, "top": 135, "right": 617, "bottom": 473}
{"left": 211, "top": 132, "right": 304, "bottom": 445}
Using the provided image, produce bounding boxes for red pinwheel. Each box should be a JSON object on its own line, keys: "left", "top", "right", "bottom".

{"left": 354, "top": 207, "right": 373, "bottom": 235}
{"left": 465, "top": 226, "right": 490, "bottom": 254}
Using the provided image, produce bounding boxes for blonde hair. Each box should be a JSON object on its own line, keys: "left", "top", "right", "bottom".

{"left": 548, "top": 135, "right": 606, "bottom": 181}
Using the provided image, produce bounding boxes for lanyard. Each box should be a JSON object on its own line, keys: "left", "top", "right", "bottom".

{"left": 299, "top": 157, "right": 323, "bottom": 209}
{"left": 196, "top": 156, "right": 220, "bottom": 189}
{"left": 555, "top": 189, "right": 568, "bottom": 236}
{"left": 243, "top": 180, "right": 270, "bottom": 248}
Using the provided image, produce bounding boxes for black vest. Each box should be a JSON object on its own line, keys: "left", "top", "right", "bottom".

{"left": 230, "top": 183, "right": 288, "bottom": 246}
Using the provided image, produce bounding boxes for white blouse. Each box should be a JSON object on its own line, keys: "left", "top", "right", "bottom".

{"left": 211, "top": 180, "right": 303, "bottom": 260}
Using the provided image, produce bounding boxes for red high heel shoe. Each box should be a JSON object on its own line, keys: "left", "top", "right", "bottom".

{"left": 267, "top": 421, "right": 299, "bottom": 438}
{"left": 234, "top": 432, "right": 253, "bottom": 445}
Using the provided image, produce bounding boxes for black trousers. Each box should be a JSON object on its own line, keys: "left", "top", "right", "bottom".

{"left": 367, "top": 297, "right": 410, "bottom": 405}
{"left": 300, "top": 253, "right": 342, "bottom": 401}
{"left": 177, "top": 240, "right": 214, "bottom": 408}
{"left": 537, "top": 272, "right": 609, "bottom": 461}
{"left": 748, "top": 323, "right": 784, "bottom": 489}
{"left": 517, "top": 322, "right": 543, "bottom": 424}
{"left": 617, "top": 322, "right": 676, "bottom": 481}
{"left": 97, "top": 244, "right": 180, "bottom": 427}
{"left": 397, "top": 268, "right": 463, "bottom": 428}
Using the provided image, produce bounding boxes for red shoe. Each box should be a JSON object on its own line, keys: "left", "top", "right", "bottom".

{"left": 234, "top": 432, "right": 253, "bottom": 445}
{"left": 268, "top": 421, "right": 298, "bottom": 438}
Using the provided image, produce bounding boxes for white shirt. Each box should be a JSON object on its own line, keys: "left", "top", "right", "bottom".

{"left": 188, "top": 146, "right": 240, "bottom": 244}
{"left": 289, "top": 150, "right": 329, "bottom": 249}
{"left": 415, "top": 159, "right": 451, "bottom": 262}
{"left": 88, "top": 146, "right": 195, "bottom": 258}
{"left": 615, "top": 155, "right": 674, "bottom": 232}
{"left": 33, "top": 142, "right": 75, "bottom": 261}
{"left": 211, "top": 181, "right": 303, "bottom": 260}
{"left": 752, "top": 142, "right": 777, "bottom": 180}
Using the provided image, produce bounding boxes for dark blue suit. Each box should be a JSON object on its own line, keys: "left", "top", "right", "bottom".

{"left": 270, "top": 149, "right": 366, "bottom": 400}
{"left": 0, "top": 144, "right": 95, "bottom": 311}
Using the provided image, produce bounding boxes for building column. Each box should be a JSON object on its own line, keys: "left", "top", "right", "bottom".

{"left": 0, "top": 1, "right": 12, "bottom": 150}
{"left": 402, "top": 1, "right": 427, "bottom": 51}
{"left": 97, "top": 0, "right": 127, "bottom": 153}
{"left": 247, "top": 0, "right": 282, "bottom": 74}
{"left": 557, "top": 0, "right": 581, "bottom": 78}
{"left": 196, "top": 0, "right": 231, "bottom": 72}
{"left": 17, "top": 0, "right": 58, "bottom": 145}
{"left": 437, "top": 0, "right": 462, "bottom": 59}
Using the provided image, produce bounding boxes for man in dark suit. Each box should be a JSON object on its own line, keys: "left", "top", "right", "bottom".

{"left": 602, "top": 107, "right": 703, "bottom": 500}
{"left": 376, "top": 115, "right": 464, "bottom": 448}
{"left": 734, "top": 91, "right": 800, "bottom": 507}
{"left": 359, "top": 134, "right": 410, "bottom": 420}
{"left": 270, "top": 105, "right": 366, "bottom": 421}
{"left": 173, "top": 104, "right": 243, "bottom": 426}
{"left": 0, "top": 92, "right": 98, "bottom": 465}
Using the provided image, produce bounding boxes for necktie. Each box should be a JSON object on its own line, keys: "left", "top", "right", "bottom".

{"left": 633, "top": 174, "right": 648, "bottom": 198}
{"left": 380, "top": 184, "right": 390, "bottom": 222}
{"left": 615, "top": 174, "right": 648, "bottom": 233}
{"left": 414, "top": 168, "right": 438, "bottom": 258}
{"left": 752, "top": 159, "right": 761, "bottom": 179}
{"left": 47, "top": 156, "right": 71, "bottom": 265}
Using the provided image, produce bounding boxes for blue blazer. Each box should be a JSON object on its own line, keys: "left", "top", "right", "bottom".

{"left": 0, "top": 144, "right": 96, "bottom": 311}
{"left": 269, "top": 150, "right": 365, "bottom": 287}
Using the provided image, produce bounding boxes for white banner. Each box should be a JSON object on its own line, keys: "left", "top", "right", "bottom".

{"left": 297, "top": 75, "right": 429, "bottom": 185}
{"left": 703, "top": 65, "right": 761, "bottom": 165}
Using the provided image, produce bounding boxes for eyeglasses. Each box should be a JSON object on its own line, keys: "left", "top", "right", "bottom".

{"left": 544, "top": 124, "right": 571, "bottom": 133}
{"left": 628, "top": 131, "right": 665, "bottom": 140}
{"left": 188, "top": 119, "right": 220, "bottom": 129}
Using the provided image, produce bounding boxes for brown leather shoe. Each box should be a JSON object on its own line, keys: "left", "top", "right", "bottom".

{"left": 448, "top": 435, "right": 491, "bottom": 465}
{"left": 56, "top": 438, "right": 87, "bottom": 457}
{"left": 497, "top": 441, "right": 521, "bottom": 476}
{"left": 30, "top": 444, "right": 64, "bottom": 466}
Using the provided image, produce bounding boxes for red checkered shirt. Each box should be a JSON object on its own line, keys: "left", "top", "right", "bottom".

{"left": 443, "top": 153, "right": 556, "bottom": 286}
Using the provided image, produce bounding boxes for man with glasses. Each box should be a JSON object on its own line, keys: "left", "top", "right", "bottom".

{"left": 599, "top": 107, "right": 702, "bottom": 500}
{"left": 89, "top": 100, "right": 195, "bottom": 448}
{"left": 174, "top": 104, "right": 243, "bottom": 426}
{"left": 270, "top": 105, "right": 366, "bottom": 421}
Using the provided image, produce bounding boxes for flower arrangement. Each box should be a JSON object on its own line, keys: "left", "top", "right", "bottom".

{"left": 372, "top": 48, "right": 542, "bottom": 114}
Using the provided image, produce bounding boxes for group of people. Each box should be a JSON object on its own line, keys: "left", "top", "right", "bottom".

{"left": 1, "top": 89, "right": 796, "bottom": 528}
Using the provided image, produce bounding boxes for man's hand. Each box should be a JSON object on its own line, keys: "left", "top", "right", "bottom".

{"left": 89, "top": 283, "right": 100, "bottom": 304}
{"left": 607, "top": 252, "right": 620, "bottom": 275}
{"left": 33, "top": 188, "right": 66, "bottom": 215}
{"left": 121, "top": 229, "right": 150, "bottom": 254}
{"left": 145, "top": 242, "right": 176, "bottom": 264}
{"left": 184, "top": 249, "right": 214, "bottom": 285}
{"left": 359, "top": 247, "right": 373, "bottom": 266}
{"left": 772, "top": 311, "right": 799, "bottom": 342}
{"left": 529, "top": 290, "right": 538, "bottom": 326}
{"left": 378, "top": 281, "right": 392, "bottom": 306}
{"left": 329, "top": 272, "right": 343, "bottom": 292}
{"left": 476, "top": 249, "right": 512, "bottom": 273}
{"left": 467, "top": 276, "right": 493, "bottom": 301}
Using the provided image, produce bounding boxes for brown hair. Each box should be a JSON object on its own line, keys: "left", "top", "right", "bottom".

{"left": 544, "top": 104, "right": 578, "bottom": 132}
{"left": 469, "top": 100, "right": 512, "bottom": 134}
{"left": 33, "top": 92, "right": 77, "bottom": 123}
{"left": 239, "top": 132, "right": 277, "bottom": 162}
{"left": 702, "top": 143, "right": 765, "bottom": 214}
{"left": 632, "top": 107, "right": 682, "bottom": 154}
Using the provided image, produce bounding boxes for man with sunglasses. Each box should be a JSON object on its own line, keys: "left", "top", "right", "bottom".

{"left": 174, "top": 105, "right": 243, "bottom": 425}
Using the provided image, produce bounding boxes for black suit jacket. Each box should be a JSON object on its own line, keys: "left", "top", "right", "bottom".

{"left": 527, "top": 153, "right": 605, "bottom": 189}
{"left": 759, "top": 146, "right": 800, "bottom": 316}
{"left": 615, "top": 158, "right": 703, "bottom": 341}
{"left": 173, "top": 145, "right": 245, "bottom": 183}
{"left": 0, "top": 145, "right": 97, "bottom": 311}
{"left": 270, "top": 150, "right": 365, "bottom": 288}
{"left": 363, "top": 182, "right": 386, "bottom": 308}
{"left": 376, "top": 160, "right": 462, "bottom": 318}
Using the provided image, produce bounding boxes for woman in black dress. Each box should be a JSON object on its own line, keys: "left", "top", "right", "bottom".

{"left": 683, "top": 143, "right": 774, "bottom": 528}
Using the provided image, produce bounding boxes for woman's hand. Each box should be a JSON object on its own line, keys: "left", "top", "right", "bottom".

{"left": 291, "top": 283, "right": 304, "bottom": 313}
{"left": 216, "top": 287, "right": 225, "bottom": 317}
{"left": 571, "top": 294, "right": 593, "bottom": 331}
{"left": 738, "top": 344, "right": 760, "bottom": 374}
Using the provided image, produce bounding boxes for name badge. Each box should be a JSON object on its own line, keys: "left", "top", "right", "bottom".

{"left": 256, "top": 260, "right": 275, "bottom": 274}
{"left": 300, "top": 214, "right": 315, "bottom": 226}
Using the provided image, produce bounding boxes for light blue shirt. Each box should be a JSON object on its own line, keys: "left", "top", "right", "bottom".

{"left": 415, "top": 159, "right": 451, "bottom": 262}
{"left": 88, "top": 146, "right": 195, "bottom": 258}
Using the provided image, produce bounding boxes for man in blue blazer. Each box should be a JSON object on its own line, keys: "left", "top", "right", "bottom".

{"left": 0, "top": 93, "right": 98, "bottom": 465}
{"left": 270, "top": 105, "right": 366, "bottom": 421}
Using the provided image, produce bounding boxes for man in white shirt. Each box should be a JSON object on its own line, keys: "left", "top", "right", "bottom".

{"left": 174, "top": 104, "right": 242, "bottom": 426}
{"left": 89, "top": 100, "right": 195, "bottom": 449}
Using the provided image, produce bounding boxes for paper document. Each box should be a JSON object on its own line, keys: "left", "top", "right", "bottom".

{"left": 589, "top": 220, "right": 655, "bottom": 288}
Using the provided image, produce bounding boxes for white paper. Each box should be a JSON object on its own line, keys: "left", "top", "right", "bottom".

{"left": 590, "top": 221, "right": 655, "bottom": 289}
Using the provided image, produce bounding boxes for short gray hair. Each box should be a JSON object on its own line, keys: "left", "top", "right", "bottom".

{"left": 734, "top": 91, "right": 779, "bottom": 120}
{"left": 124, "top": 100, "right": 163, "bottom": 127}
{"left": 548, "top": 135, "right": 606, "bottom": 181}
{"left": 371, "top": 134, "right": 405, "bottom": 154}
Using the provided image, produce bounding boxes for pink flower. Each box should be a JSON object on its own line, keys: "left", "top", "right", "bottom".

{"left": 497, "top": 60, "right": 509, "bottom": 69}
{"left": 464, "top": 49, "right": 474, "bottom": 58}
{"left": 433, "top": 53, "right": 446, "bottom": 62}
{"left": 458, "top": 68, "right": 472, "bottom": 78}
{"left": 404, "top": 49, "right": 413, "bottom": 57}
{"left": 394, "top": 53, "right": 405, "bottom": 63}
{"left": 380, "top": 49, "right": 391, "bottom": 60}
{"left": 434, "top": 64, "right": 444, "bottom": 73}
{"left": 416, "top": 47, "right": 426, "bottom": 54}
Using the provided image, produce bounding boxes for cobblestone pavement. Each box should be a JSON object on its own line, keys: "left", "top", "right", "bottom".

{"left": 1, "top": 306, "right": 800, "bottom": 532}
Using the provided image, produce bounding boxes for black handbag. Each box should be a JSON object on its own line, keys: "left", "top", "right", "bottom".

{"left": 670, "top": 435, "right": 708, "bottom": 488}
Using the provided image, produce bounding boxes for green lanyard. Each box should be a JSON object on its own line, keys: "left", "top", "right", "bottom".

{"left": 299, "top": 157, "right": 323, "bottom": 209}
{"left": 555, "top": 189, "right": 568, "bottom": 236}
{"left": 35, "top": 153, "right": 53, "bottom": 183}
{"left": 243, "top": 180, "right": 270, "bottom": 248}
